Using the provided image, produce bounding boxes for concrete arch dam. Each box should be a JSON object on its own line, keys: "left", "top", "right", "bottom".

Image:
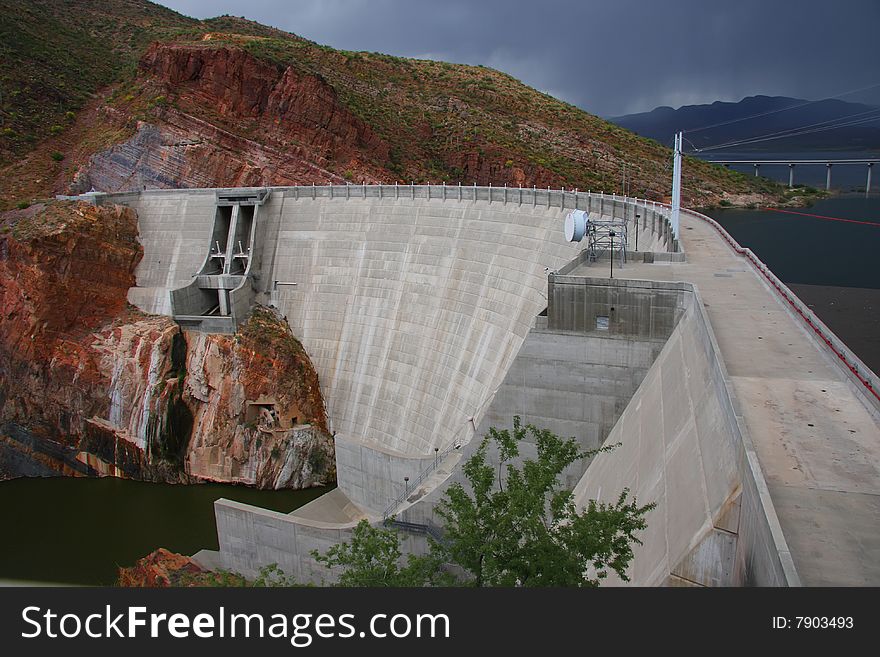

{"left": 116, "top": 185, "right": 675, "bottom": 513}
{"left": 90, "top": 184, "right": 879, "bottom": 586}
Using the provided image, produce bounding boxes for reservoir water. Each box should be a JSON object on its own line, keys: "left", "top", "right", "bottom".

{"left": 0, "top": 477, "right": 329, "bottom": 585}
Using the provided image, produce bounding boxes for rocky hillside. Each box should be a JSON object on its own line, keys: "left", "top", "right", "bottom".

{"left": 0, "top": 200, "right": 334, "bottom": 488}
{"left": 0, "top": 0, "right": 792, "bottom": 210}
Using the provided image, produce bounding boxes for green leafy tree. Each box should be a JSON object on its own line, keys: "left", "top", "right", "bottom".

{"left": 312, "top": 519, "right": 453, "bottom": 587}
{"left": 315, "top": 418, "right": 654, "bottom": 587}
{"left": 433, "top": 417, "right": 654, "bottom": 587}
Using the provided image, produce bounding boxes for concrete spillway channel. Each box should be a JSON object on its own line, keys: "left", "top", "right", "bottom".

{"left": 81, "top": 185, "right": 880, "bottom": 586}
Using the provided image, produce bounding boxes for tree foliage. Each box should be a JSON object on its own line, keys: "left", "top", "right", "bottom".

{"left": 317, "top": 417, "right": 655, "bottom": 587}
{"left": 434, "top": 417, "right": 654, "bottom": 586}
{"left": 312, "top": 520, "right": 453, "bottom": 587}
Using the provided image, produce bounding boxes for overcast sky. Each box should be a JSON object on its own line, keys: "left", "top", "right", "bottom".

{"left": 156, "top": 0, "right": 880, "bottom": 117}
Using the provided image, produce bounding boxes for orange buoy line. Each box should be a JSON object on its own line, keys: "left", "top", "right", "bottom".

{"left": 761, "top": 207, "right": 880, "bottom": 227}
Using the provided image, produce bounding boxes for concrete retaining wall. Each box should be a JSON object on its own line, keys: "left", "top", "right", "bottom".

{"left": 571, "top": 285, "right": 796, "bottom": 586}
{"left": 213, "top": 498, "right": 352, "bottom": 583}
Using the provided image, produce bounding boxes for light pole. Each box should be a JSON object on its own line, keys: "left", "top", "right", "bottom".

{"left": 609, "top": 230, "right": 616, "bottom": 279}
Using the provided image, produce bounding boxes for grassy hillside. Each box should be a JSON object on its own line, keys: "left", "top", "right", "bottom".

{"left": 0, "top": 0, "right": 196, "bottom": 159}
{"left": 0, "top": 0, "right": 798, "bottom": 209}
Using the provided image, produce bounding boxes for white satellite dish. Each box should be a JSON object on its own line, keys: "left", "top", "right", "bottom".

{"left": 564, "top": 210, "right": 588, "bottom": 242}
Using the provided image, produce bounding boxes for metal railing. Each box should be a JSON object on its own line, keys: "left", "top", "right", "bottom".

{"left": 381, "top": 430, "right": 468, "bottom": 520}
{"left": 383, "top": 518, "right": 446, "bottom": 544}
{"left": 280, "top": 183, "right": 680, "bottom": 248}
{"left": 78, "top": 184, "right": 681, "bottom": 245}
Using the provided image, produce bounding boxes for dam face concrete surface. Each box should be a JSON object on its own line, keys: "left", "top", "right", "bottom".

{"left": 88, "top": 185, "right": 879, "bottom": 586}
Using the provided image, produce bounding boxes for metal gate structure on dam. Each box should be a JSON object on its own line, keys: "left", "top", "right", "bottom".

{"left": 71, "top": 184, "right": 880, "bottom": 587}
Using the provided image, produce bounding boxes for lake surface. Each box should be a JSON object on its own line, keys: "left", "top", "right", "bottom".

{"left": 707, "top": 194, "right": 880, "bottom": 374}
{"left": 707, "top": 195, "right": 880, "bottom": 289}
{"left": 0, "top": 477, "right": 329, "bottom": 585}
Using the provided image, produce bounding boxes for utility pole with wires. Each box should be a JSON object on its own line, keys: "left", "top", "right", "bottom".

{"left": 670, "top": 131, "right": 682, "bottom": 239}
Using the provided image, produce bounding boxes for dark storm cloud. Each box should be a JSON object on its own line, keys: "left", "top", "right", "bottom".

{"left": 157, "top": 0, "right": 880, "bottom": 116}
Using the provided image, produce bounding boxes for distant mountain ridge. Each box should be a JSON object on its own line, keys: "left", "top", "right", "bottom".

{"left": 611, "top": 95, "right": 880, "bottom": 152}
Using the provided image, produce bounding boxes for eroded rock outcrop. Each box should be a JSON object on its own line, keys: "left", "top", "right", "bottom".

{"left": 185, "top": 307, "right": 333, "bottom": 488}
{"left": 74, "top": 43, "right": 392, "bottom": 193}
{"left": 0, "top": 201, "right": 334, "bottom": 489}
{"left": 117, "top": 548, "right": 244, "bottom": 587}
{"left": 0, "top": 201, "right": 145, "bottom": 443}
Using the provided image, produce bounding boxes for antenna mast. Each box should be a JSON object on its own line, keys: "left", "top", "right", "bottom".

{"left": 671, "top": 131, "right": 682, "bottom": 239}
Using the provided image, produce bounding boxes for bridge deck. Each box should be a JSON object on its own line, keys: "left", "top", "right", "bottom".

{"left": 572, "top": 211, "right": 880, "bottom": 585}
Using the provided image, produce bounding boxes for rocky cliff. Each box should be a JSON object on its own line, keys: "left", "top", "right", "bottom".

{"left": 73, "top": 43, "right": 392, "bottom": 193}
{"left": 183, "top": 307, "right": 334, "bottom": 489}
{"left": 0, "top": 201, "right": 334, "bottom": 489}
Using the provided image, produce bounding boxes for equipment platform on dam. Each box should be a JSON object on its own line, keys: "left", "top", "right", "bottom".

{"left": 571, "top": 211, "right": 880, "bottom": 586}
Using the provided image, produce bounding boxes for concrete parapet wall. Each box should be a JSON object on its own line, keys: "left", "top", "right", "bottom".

{"left": 214, "top": 498, "right": 353, "bottom": 583}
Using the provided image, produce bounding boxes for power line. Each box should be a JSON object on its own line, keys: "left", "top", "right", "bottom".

{"left": 697, "top": 108, "right": 880, "bottom": 152}
{"left": 700, "top": 112, "right": 880, "bottom": 152}
{"left": 683, "top": 81, "right": 880, "bottom": 135}
{"left": 697, "top": 109, "right": 880, "bottom": 151}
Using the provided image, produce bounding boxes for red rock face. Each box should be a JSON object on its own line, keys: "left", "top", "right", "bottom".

{"left": 140, "top": 44, "right": 386, "bottom": 157}
{"left": 81, "top": 43, "right": 391, "bottom": 191}
{"left": 117, "top": 548, "right": 216, "bottom": 587}
{"left": 0, "top": 202, "right": 143, "bottom": 440}
{"left": 71, "top": 43, "right": 577, "bottom": 194}
{"left": 0, "top": 202, "right": 140, "bottom": 345}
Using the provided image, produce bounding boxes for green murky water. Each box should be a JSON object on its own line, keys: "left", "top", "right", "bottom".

{"left": 0, "top": 476, "right": 329, "bottom": 585}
